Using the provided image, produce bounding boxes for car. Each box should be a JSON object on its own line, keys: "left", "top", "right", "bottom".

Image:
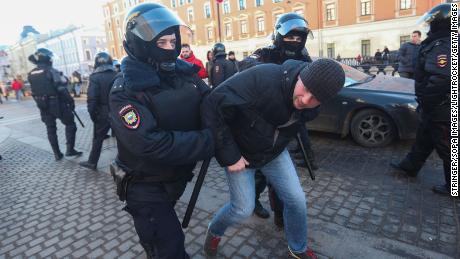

{"left": 307, "top": 63, "right": 419, "bottom": 148}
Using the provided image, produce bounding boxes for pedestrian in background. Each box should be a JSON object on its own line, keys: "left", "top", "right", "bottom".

{"left": 398, "top": 30, "right": 422, "bottom": 79}
{"left": 374, "top": 49, "right": 382, "bottom": 63}
{"left": 0, "top": 81, "right": 8, "bottom": 101}
{"left": 205, "top": 50, "right": 213, "bottom": 84}
{"left": 71, "top": 71, "right": 82, "bottom": 97}
{"left": 180, "top": 43, "right": 207, "bottom": 79}
{"left": 382, "top": 46, "right": 390, "bottom": 65}
{"left": 227, "top": 51, "right": 239, "bottom": 72}
{"left": 11, "top": 77, "right": 23, "bottom": 101}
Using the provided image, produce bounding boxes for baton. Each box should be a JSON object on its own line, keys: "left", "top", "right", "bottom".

{"left": 296, "top": 134, "right": 315, "bottom": 180}
{"left": 182, "top": 158, "right": 211, "bottom": 228}
{"left": 72, "top": 110, "right": 85, "bottom": 128}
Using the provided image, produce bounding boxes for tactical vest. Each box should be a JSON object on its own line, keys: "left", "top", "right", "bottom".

{"left": 28, "top": 67, "right": 58, "bottom": 97}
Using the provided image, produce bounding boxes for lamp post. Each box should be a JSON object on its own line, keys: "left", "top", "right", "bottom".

{"left": 216, "top": 0, "right": 223, "bottom": 43}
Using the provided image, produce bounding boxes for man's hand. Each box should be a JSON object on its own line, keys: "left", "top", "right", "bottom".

{"left": 227, "top": 157, "right": 249, "bottom": 173}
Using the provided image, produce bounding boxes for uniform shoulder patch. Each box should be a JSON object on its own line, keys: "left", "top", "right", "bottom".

{"left": 437, "top": 54, "right": 448, "bottom": 68}
{"left": 119, "top": 104, "right": 140, "bottom": 129}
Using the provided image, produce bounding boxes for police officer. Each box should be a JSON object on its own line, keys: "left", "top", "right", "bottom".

{"left": 391, "top": 3, "right": 452, "bottom": 195}
{"left": 109, "top": 3, "right": 214, "bottom": 258}
{"left": 209, "top": 43, "right": 237, "bottom": 88}
{"left": 239, "top": 12, "right": 319, "bottom": 224}
{"left": 27, "top": 48, "right": 82, "bottom": 160}
{"left": 79, "top": 52, "right": 117, "bottom": 170}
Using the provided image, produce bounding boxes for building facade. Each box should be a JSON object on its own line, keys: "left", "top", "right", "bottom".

{"left": 37, "top": 26, "right": 107, "bottom": 77}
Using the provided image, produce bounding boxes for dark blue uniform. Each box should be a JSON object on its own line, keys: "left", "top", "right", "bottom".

{"left": 400, "top": 31, "right": 451, "bottom": 190}
{"left": 28, "top": 64, "right": 78, "bottom": 159}
{"left": 210, "top": 55, "right": 237, "bottom": 88}
{"left": 109, "top": 57, "right": 214, "bottom": 258}
{"left": 85, "top": 66, "right": 118, "bottom": 166}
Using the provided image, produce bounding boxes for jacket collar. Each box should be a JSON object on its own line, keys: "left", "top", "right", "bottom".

{"left": 121, "top": 56, "right": 197, "bottom": 91}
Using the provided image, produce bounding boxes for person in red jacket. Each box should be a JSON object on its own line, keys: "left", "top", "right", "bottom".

{"left": 11, "top": 77, "right": 23, "bottom": 101}
{"left": 180, "top": 43, "right": 207, "bottom": 79}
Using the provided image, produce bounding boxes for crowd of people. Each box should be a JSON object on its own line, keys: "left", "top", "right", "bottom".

{"left": 4, "top": 2, "right": 453, "bottom": 259}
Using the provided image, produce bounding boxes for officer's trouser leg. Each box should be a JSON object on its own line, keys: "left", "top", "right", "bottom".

{"left": 59, "top": 106, "right": 77, "bottom": 151}
{"left": 126, "top": 188, "right": 189, "bottom": 259}
{"left": 255, "top": 170, "right": 267, "bottom": 201}
{"left": 403, "top": 118, "right": 434, "bottom": 175}
{"left": 431, "top": 121, "right": 451, "bottom": 187}
{"left": 88, "top": 118, "right": 111, "bottom": 164}
{"left": 41, "top": 111, "right": 60, "bottom": 155}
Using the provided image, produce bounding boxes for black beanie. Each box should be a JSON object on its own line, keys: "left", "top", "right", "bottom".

{"left": 299, "top": 58, "right": 345, "bottom": 103}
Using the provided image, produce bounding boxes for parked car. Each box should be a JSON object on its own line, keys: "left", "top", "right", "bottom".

{"left": 307, "top": 63, "right": 418, "bottom": 148}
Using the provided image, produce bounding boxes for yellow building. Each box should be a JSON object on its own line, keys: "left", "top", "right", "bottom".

{"left": 103, "top": 0, "right": 454, "bottom": 61}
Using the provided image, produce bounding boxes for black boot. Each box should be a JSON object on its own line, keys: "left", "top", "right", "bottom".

{"left": 79, "top": 161, "right": 97, "bottom": 170}
{"left": 390, "top": 160, "right": 418, "bottom": 177}
{"left": 253, "top": 200, "right": 270, "bottom": 219}
{"left": 66, "top": 145, "right": 83, "bottom": 157}
{"left": 50, "top": 142, "right": 63, "bottom": 161}
{"left": 432, "top": 184, "right": 450, "bottom": 196}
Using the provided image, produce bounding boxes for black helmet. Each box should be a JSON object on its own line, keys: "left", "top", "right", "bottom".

{"left": 416, "top": 3, "right": 451, "bottom": 33}
{"left": 212, "top": 43, "right": 226, "bottom": 57}
{"left": 28, "top": 48, "right": 53, "bottom": 65}
{"left": 123, "top": 2, "right": 192, "bottom": 68}
{"left": 273, "top": 13, "right": 313, "bottom": 58}
{"left": 94, "top": 52, "right": 113, "bottom": 69}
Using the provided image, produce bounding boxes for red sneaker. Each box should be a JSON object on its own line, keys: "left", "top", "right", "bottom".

{"left": 288, "top": 248, "right": 318, "bottom": 259}
{"left": 203, "top": 229, "right": 221, "bottom": 257}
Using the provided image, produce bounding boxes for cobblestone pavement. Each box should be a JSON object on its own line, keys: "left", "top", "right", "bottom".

{"left": 0, "top": 99, "right": 459, "bottom": 259}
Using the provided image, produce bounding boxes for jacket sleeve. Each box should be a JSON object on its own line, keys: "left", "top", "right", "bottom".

{"left": 398, "top": 44, "right": 409, "bottom": 66}
{"left": 422, "top": 41, "right": 451, "bottom": 100}
{"left": 196, "top": 59, "right": 208, "bottom": 79}
{"left": 201, "top": 69, "right": 261, "bottom": 166}
{"left": 87, "top": 75, "right": 99, "bottom": 120}
{"left": 110, "top": 90, "right": 214, "bottom": 165}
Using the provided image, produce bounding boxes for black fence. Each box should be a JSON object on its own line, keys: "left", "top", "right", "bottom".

{"left": 337, "top": 54, "right": 401, "bottom": 77}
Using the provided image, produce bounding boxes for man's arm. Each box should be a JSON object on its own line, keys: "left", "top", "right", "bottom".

{"left": 50, "top": 69, "right": 74, "bottom": 108}
{"left": 110, "top": 90, "right": 214, "bottom": 165}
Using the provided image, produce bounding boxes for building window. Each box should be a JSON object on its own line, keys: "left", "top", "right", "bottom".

{"left": 113, "top": 3, "right": 119, "bottom": 14}
{"left": 187, "top": 0, "right": 193, "bottom": 3}
{"left": 187, "top": 8, "right": 194, "bottom": 22}
{"left": 400, "top": 35, "right": 410, "bottom": 46}
{"left": 256, "top": 17, "right": 264, "bottom": 32}
{"left": 207, "top": 27, "right": 213, "bottom": 40}
{"left": 241, "top": 20, "right": 248, "bottom": 34}
{"left": 294, "top": 9, "right": 304, "bottom": 17}
{"left": 118, "top": 29, "right": 123, "bottom": 40}
{"left": 239, "top": 0, "right": 246, "bottom": 10}
{"left": 400, "top": 0, "right": 411, "bottom": 9}
{"left": 109, "top": 31, "right": 114, "bottom": 41}
{"left": 179, "top": 0, "right": 185, "bottom": 6}
{"left": 256, "top": 0, "right": 264, "bottom": 7}
{"left": 108, "top": 22, "right": 111, "bottom": 29}
{"left": 326, "top": 4, "right": 336, "bottom": 21}
{"left": 204, "top": 3, "right": 211, "bottom": 18}
{"left": 273, "top": 0, "right": 282, "bottom": 3}
{"left": 225, "top": 23, "right": 232, "bottom": 37}
{"left": 327, "top": 43, "right": 335, "bottom": 58}
{"left": 361, "top": 40, "right": 371, "bottom": 56}
{"left": 360, "top": 0, "right": 371, "bottom": 16}
{"left": 83, "top": 39, "right": 87, "bottom": 45}
{"left": 223, "top": 0, "right": 231, "bottom": 14}
{"left": 171, "top": 0, "right": 177, "bottom": 8}
{"left": 85, "top": 50, "right": 91, "bottom": 61}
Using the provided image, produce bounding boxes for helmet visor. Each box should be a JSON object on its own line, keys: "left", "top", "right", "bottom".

{"left": 126, "top": 7, "right": 191, "bottom": 42}
{"left": 276, "top": 18, "right": 313, "bottom": 40}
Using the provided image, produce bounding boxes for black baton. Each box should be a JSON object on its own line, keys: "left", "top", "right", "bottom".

{"left": 296, "top": 134, "right": 315, "bottom": 180}
{"left": 182, "top": 159, "right": 211, "bottom": 228}
{"left": 72, "top": 110, "right": 85, "bottom": 128}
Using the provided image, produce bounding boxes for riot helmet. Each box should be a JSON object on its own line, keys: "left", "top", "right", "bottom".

{"left": 123, "top": 3, "right": 192, "bottom": 70}
{"left": 94, "top": 52, "right": 113, "bottom": 69}
{"left": 212, "top": 43, "right": 226, "bottom": 58}
{"left": 416, "top": 3, "right": 451, "bottom": 33}
{"left": 273, "top": 13, "right": 313, "bottom": 58}
{"left": 113, "top": 59, "right": 121, "bottom": 72}
{"left": 28, "top": 48, "right": 54, "bottom": 65}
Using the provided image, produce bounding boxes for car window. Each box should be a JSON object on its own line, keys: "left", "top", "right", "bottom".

{"left": 340, "top": 63, "right": 369, "bottom": 87}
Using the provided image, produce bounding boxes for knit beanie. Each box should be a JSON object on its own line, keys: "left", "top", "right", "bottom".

{"left": 299, "top": 58, "right": 345, "bottom": 103}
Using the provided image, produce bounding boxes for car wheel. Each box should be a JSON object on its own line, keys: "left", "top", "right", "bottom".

{"left": 350, "top": 109, "right": 396, "bottom": 148}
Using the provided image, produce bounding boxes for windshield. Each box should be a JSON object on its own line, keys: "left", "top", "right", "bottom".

{"left": 339, "top": 63, "right": 371, "bottom": 87}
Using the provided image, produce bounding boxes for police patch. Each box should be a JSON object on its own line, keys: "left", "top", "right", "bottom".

{"left": 119, "top": 104, "right": 140, "bottom": 129}
{"left": 437, "top": 54, "right": 448, "bottom": 68}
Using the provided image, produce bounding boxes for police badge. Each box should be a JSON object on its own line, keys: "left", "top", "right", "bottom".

{"left": 119, "top": 104, "right": 140, "bottom": 129}
{"left": 437, "top": 54, "right": 448, "bottom": 68}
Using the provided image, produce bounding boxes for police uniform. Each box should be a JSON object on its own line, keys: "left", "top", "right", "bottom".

{"left": 392, "top": 3, "right": 452, "bottom": 195}
{"left": 109, "top": 3, "right": 214, "bottom": 258}
{"left": 28, "top": 62, "right": 81, "bottom": 160}
{"left": 80, "top": 63, "right": 117, "bottom": 169}
{"left": 209, "top": 43, "right": 237, "bottom": 88}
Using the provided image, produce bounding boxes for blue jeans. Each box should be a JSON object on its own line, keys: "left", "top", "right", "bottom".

{"left": 208, "top": 149, "right": 307, "bottom": 253}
